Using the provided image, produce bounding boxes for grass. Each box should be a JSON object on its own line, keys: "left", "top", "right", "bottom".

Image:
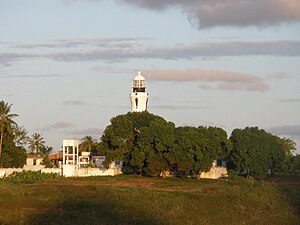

{"left": 0, "top": 175, "right": 299, "bottom": 225}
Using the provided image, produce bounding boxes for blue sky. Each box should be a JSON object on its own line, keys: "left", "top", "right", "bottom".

{"left": 1, "top": 0, "right": 300, "bottom": 153}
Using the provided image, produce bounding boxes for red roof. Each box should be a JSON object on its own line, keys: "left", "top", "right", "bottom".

{"left": 48, "top": 152, "right": 63, "bottom": 160}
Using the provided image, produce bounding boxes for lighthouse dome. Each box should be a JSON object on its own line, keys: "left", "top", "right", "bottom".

{"left": 132, "top": 70, "right": 146, "bottom": 89}
{"left": 133, "top": 70, "right": 145, "bottom": 81}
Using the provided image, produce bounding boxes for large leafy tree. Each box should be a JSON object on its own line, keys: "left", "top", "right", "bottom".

{"left": 28, "top": 133, "right": 45, "bottom": 156}
{"left": 228, "top": 127, "right": 290, "bottom": 178}
{"left": 0, "top": 134, "right": 27, "bottom": 168}
{"left": 100, "top": 112, "right": 232, "bottom": 177}
{"left": 100, "top": 112, "right": 162, "bottom": 168}
{"left": 0, "top": 101, "right": 18, "bottom": 160}
{"left": 291, "top": 154, "right": 300, "bottom": 175}
{"left": 169, "top": 126, "right": 231, "bottom": 176}
{"left": 274, "top": 137, "right": 296, "bottom": 174}
{"left": 136, "top": 118, "right": 176, "bottom": 175}
{"left": 12, "top": 125, "right": 29, "bottom": 147}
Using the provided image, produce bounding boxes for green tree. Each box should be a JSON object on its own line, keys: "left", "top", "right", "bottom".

{"left": 291, "top": 154, "right": 300, "bottom": 175}
{"left": 79, "top": 136, "right": 97, "bottom": 153}
{"left": 100, "top": 112, "right": 162, "bottom": 169}
{"left": 170, "top": 126, "right": 231, "bottom": 176}
{"left": 40, "top": 145, "right": 53, "bottom": 158}
{"left": 136, "top": 118, "right": 176, "bottom": 176}
{"left": 228, "top": 127, "right": 288, "bottom": 179}
{"left": 40, "top": 145, "right": 54, "bottom": 167}
{"left": 275, "top": 137, "right": 296, "bottom": 174}
{"left": 28, "top": 133, "right": 45, "bottom": 156}
{"left": 0, "top": 133, "right": 26, "bottom": 168}
{"left": 100, "top": 112, "right": 232, "bottom": 177}
{"left": 0, "top": 101, "right": 18, "bottom": 161}
{"left": 12, "top": 124, "right": 29, "bottom": 147}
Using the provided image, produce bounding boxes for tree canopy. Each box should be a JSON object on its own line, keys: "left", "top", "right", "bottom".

{"left": 99, "top": 112, "right": 232, "bottom": 176}
{"left": 228, "top": 127, "right": 295, "bottom": 178}
{"left": 28, "top": 133, "right": 46, "bottom": 156}
{"left": 0, "top": 101, "right": 18, "bottom": 160}
{"left": 99, "top": 112, "right": 297, "bottom": 179}
{"left": 0, "top": 101, "right": 27, "bottom": 167}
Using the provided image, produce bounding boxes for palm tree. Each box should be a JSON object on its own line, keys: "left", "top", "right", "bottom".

{"left": 79, "top": 136, "right": 97, "bottom": 153}
{"left": 0, "top": 101, "right": 18, "bottom": 160}
{"left": 28, "top": 133, "right": 45, "bottom": 156}
{"left": 40, "top": 146, "right": 53, "bottom": 158}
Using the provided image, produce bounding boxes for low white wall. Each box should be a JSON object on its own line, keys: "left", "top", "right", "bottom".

{"left": 199, "top": 167, "right": 228, "bottom": 179}
{"left": 0, "top": 166, "right": 122, "bottom": 178}
{"left": 41, "top": 168, "right": 62, "bottom": 175}
{"left": 78, "top": 167, "right": 122, "bottom": 177}
{"left": 23, "top": 165, "right": 45, "bottom": 171}
{"left": 0, "top": 168, "right": 23, "bottom": 178}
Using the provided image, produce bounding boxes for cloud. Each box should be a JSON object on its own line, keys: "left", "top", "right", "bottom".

{"left": 41, "top": 122, "right": 77, "bottom": 131}
{"left": 13, "top": 37, "right": 150, "bottom": 49}
{"left": 267, "top": 125, "right": 300, "bottom": 138}
{"left": 91, "top": 65, "right": 134, "bottom": 74}
{"left": 0, "top": 52, "right": 40, "bottom": 65}
{"left": 280, "top": 98, "right": 300, "bottom": 103}
{"left": 145, "top": 69, "right": 269, "bottom": 91}
{"left": 63, "top": 100, "right": 87, "bottom": 106}
{"left": 66, "top": 128, "right": 102, "bottom": 136}
{"left": 40, "top": 122, "right": 101, "bottom": 137}
{"left": 268, "top": 72, "right": 289, "bottom": 79}
{"left": 118, "top": 0, "right": 300, "bottom": 28}
{"left": 0, "top": 74, "right": 62, "bottom": 79}
{"left": 1, "top": 40, "right": 299, "bottom": 65}
{"left": 1, "top": 40, "right": 300, "bottom": 65}
{"left": 151, "top": 104, "right": 207, "bottom": 110}
{"left": 48, "top": 40, "right": 300, "bottom": 62}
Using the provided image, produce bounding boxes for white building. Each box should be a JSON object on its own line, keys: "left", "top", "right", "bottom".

{"left": 62, "top": 139, "right": 79, "bottom": 177}
{"left": 79, "top": 151, "right": 90, "bottom": 167}
{"left": 129, "top": 70, "right": 149, "bottom": 112}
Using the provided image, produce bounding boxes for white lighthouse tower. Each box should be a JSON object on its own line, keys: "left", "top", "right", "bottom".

{"left": 130, "top": 70, "right": 149, "bottom": 112}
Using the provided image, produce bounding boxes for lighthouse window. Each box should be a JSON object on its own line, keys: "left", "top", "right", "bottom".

{"left": 135, "top": 98, "right": 138, "bottom": 109}
{"left": 133, "top": 80, "right": 139, "bottom": 87}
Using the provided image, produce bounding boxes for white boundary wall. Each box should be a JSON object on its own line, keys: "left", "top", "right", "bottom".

{"left": 0, "top": 166, "right": 122, "bottom": 178}
{"left": 199, "top": 167, "right": 228, "bottom": 179}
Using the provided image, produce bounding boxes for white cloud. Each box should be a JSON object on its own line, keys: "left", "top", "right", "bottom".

{"left": 63, "top": 100, "right": 87, "bottom": 106}
{"left": 67, "top": 128, "right": 102, "bottom": 136}
{"left": 145, "top": 69, "right": 269, "bottom": 92}
{"left": 0, "top": 74, "right": 62, "bottom": 79}
{"left": 40, "top": 122, "right": 77, "bottom": 131}
{"left": 119, "top": 0, "right": 300, "bottom": 28}
{"left": 280, "top": 99, "right": 300, "bottom": 103}
{"left": 151, "top": 104, "right": 207, "bottom": 110}
{"left": 267, "top": 124, "right": 300, "bottom": 136}
{"left": 2, "top": 40, "right": 300, "bottom": 64}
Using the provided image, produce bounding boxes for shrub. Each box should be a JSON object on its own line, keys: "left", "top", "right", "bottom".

{"left": 2, "top": 170, "right": 59, "bottom": 184}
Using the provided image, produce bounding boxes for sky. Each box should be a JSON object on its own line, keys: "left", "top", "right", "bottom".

{"left": 0, "top": 0, "right": 300, "bottom": 153}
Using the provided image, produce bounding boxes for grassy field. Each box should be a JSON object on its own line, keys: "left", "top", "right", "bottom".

{"left": 0, "top": 175, "right": 299, "bottom": 225}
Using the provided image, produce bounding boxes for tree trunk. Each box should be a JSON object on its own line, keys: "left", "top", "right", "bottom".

{"left": 0, "top": 130, "right": 3, "bottom": 156}
{"left": 0, "top": 129, "right": 3, "bottom": 165}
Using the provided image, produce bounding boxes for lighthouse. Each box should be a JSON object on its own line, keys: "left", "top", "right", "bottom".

{"left": 130, "top": 70, "right": 149, "bottom": 112}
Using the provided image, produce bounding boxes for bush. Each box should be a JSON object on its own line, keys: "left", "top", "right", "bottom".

{"left": 2, "top": 170, "right": 59, "bottom": 184}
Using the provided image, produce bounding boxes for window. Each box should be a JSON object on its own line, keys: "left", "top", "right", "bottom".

{"left": 135, "top": 98, "right": 138, "bottom": 109}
